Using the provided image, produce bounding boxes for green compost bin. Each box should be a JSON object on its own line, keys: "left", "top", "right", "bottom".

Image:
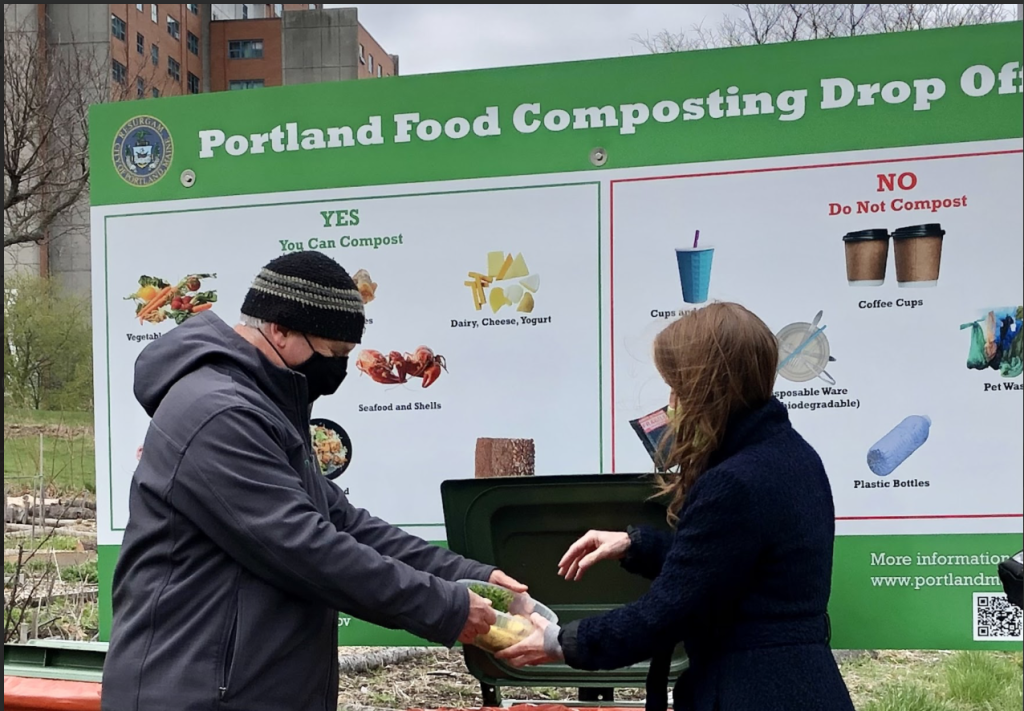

{"left": 440, "top": 473, "right": 689, "bottom": 704}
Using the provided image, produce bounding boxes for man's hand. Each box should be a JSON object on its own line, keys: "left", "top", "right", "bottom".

{"left": 458, "top": 591, "right": 496, "bottom": 645}
{"left": 489, "top": 569, "right": 528, "bottom": 593}
{"left": 558, "top": 530, "right": 631, "bottom": 581}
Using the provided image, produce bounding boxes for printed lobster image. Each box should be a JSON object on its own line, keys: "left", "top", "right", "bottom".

{"left": 356, "top": 346, "right": 447, "bottom": 388}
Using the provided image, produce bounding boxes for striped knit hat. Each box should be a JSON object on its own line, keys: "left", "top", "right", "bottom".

{"left": 241, "top": 251, "right": 365, "bottom": 343}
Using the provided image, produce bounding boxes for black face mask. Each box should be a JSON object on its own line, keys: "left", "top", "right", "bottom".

{"left": 259, "top": 330, "right": 349, "bottom": 404}
{"left": 294, "top": 348, "right": 348, "bottom": 403}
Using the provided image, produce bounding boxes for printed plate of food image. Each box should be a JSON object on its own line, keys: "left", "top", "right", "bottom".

{"left": 126, "top": 273, "right": 218, "bottom": 326}
{"left": 309, "top": 418, "right": 352, "bottom": 479}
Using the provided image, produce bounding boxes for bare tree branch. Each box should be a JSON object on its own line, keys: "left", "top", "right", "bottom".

{"left": 4, "top": 6, "right": 96, "bottom": 249}
{"left": 3, "top": 5, "right": 168, "bottom": 252}
{"left": 632, "top": 4, "right": 1012, "bottom": 54}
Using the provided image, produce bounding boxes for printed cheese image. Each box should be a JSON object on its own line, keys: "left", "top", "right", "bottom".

{"left": 466, "top": 251, "right": 541, "bottom": 313}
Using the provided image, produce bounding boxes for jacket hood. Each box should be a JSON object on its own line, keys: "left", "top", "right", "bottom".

{"left": 134, "top": 311, "right": 307, "bottom": 418}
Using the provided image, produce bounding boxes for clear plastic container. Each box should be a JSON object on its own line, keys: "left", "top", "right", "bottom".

{"left": 457, "top": 579, "right": 558, "bottom": 653}
{"left": 473, "top": 610, "right": 536, "bottom": 653}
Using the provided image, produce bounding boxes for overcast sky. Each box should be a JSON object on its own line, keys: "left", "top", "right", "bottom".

{"left": 329, "top": 4, "right": 734, "bottom": 75}
{"left": 329, "top": 4, "right": 1022, "bottom": 76}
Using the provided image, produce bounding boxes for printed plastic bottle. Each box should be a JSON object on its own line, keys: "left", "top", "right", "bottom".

{"left": 867, "top": 415, "right": 931, "bottom": 477}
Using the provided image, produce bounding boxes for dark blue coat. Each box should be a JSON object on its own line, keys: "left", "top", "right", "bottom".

{"left": 559, "top": 398, "right": 855, "bottom": 711}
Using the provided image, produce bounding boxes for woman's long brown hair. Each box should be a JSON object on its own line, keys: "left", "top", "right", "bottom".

{"left": 652, "top": 302, "right": 779, "bottom": 524}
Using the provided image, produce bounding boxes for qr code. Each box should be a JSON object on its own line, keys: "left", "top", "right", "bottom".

{"left": 973, "top": 593, "right": 1023, "bottom": 642}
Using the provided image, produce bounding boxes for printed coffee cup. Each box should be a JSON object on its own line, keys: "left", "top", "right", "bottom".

{"left": 676, "top": 247, "right": 714, "bottom": 304}
{"left": 842, "top": 228, "right": 889, "bottom": 286}
{"left": 893, "top": 223, "right": 944, "bottom": 288}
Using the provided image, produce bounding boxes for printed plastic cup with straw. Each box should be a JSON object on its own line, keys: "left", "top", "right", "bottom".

{"left": 676, "top": 230, "right": 714, "bottom": 304}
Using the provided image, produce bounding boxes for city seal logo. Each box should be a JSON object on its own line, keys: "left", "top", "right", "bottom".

{"left": 112, "top": 116, "right": 173, "bottom": 187}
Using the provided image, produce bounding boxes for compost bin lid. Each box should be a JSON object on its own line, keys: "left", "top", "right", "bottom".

{"left": 440, "top": 473, "right": 689, "bottom": 689}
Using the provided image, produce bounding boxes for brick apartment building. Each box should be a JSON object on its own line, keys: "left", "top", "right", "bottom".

{"left": 108, "top": 3, "right": 399, "bottom": 97}
{"left": 4, "top": 3, "right": 399, "bottom": 293}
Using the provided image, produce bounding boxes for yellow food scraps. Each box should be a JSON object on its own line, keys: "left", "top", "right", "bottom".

{"left": 475, "top": 615, "right": 533, "bottom": 652}
{"left": 489, "top": 286, "right": 512, "bottom": 314}
{"left": 517, "top": 291, "right": 535, "bottom": 313}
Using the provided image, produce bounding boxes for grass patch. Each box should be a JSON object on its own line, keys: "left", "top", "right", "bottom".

{"left": 844, "top": 651, "right": 1024, "bottom": 711}
{"left": 4, "top": 409, "right": 93, "bottom": 428}
{"left": 3, "top": 432, "right": 96, "bottom": 495}
{"left": 944, "top": 651, "right": 1023, "bottom": 709}
{"left": 62, "top": 559, "right": 99, "bottom": 585}
{"left": 4, "top": 535, "right": 82, "bottom": 552}
{"left": 863, "top": 684, "right": 953, "bottom": 711}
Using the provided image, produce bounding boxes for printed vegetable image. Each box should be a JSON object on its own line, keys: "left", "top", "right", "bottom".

{"left": 126, "top": 273, "right": 218, "bottom": 325}
{"left": 310, "top": 418, "right": 352, "bottom": 479}
{"left": 465, "top": 251, "right": 540, "bottom": 314}
{"left": 356, "top": 346, "right": 447, "bottom": 387}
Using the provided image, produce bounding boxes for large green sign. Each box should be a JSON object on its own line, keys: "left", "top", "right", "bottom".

{"left": 90, "top": 21, "right": 1024, "bottom": 650}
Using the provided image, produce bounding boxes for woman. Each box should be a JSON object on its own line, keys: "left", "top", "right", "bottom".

{"left": 496, "top": 302, "right": 855, "bottom": 711}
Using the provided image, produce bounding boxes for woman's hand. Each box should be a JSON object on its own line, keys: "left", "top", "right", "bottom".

{"left": 558, "top": 530, "right": 631, "bottom": 581}
{"left": 494, "top": 614, "right": 559, "bottom": 668}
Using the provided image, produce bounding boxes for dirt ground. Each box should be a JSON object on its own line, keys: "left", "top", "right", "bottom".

{"left": 338, "top": 647, "right": 658, "bottom": 708}
{"left": 335, "top": 648, "right": 977, "bottom": 710}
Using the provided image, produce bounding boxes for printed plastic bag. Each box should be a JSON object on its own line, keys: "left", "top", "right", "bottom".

{"left": 960, "top": 320, "right": 991, "bottom": 370}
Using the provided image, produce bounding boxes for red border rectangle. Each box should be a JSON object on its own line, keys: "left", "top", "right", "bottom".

{"left": 608, "top": 147, "right": 1024, "bottom": 522}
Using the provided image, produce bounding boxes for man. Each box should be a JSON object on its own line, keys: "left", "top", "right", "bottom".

{"left": 102, "top": 251, "right": 522, "bottom": 711}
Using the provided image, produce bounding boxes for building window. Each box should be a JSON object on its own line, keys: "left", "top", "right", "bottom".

{"left": 151, "top": 4, "right": 158, "bottom": 22}
{"left": 167, "top": 15, "right": 180, "bottom": 39}
{"left": 187, "top": 4, "right": 198, "bottom": 14}
{"left": 228, "top": 40, "right": 263, "bottom": 59}
{"left": 137, "top": 77, "right": 145, "bottom": 98}
{"left": 111, "top": 14, "right": 127, "bottom": 41}
{"left": 377, "top": 65, "right": 382, "bottom": 78}
{"left": 136, "top": 4, "right": 144, "bottom": 11}
{"left": 242, "top": 4, "right": 249, "bottom": 19}
{"left": 358, "top": 44, "right": 364, "bottom": 64}
{"left": 152, "top": 87, "right": 160, "bottom": 98}
{"left": 112, "top": 59, "right": 127, "bottom": 84}
{"left": 274, "top": 4, "right": 283, "bottom": 16}
{"left": 187, "top": 31, "right": 199, "bottom": 55}
{"left": 229, "top": 79, "right": 265, "bottom": 90}
{"left": 151, "top": 43, "right": 159, "bottom": 66}
{"left": 136, "top": 32, "right": 145, "bottom": 54}
{"left": 168, "top": 56, "right": 180, "bottom": 81}
{"left": 187, "top": 72, "right": 200, "bottom": 94}
{"left": 367, "top": 54, "right": 373, "bottom": 74}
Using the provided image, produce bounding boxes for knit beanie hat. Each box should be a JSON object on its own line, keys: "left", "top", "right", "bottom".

{"left": 240, "top": 251, "right": 365, "bottom": 343}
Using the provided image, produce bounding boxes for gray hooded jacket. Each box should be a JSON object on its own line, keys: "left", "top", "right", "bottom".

{"left": 101, "top": 312, "right": 493, "bottom": 711}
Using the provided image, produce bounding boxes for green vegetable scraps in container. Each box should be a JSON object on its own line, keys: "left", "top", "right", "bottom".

{"left": 468, "top": 583, "right": 514, "bottom": 613}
